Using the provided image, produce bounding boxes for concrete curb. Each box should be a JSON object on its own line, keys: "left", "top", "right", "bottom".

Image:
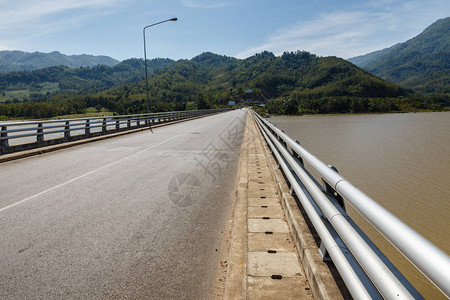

{"left": 252, "top": 117, "right": 349, "bottom": 299}
{"left": 223, "top": 112, "right": 250, "bottom": 300}
{"left": 0, "top": 113, "right": 222, "bottom": 164}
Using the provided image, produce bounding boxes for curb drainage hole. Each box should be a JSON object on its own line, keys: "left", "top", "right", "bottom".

{"left": 259, "top": 182, "right": 264, "bottom": 184}
{"left": 263, "top": 217, "right": 270, "bottom": 220}
{"left": 260, "top": 188, "right": 265, "bottom": 191}
{"left": 260, "top": 196, "right": 266, "bottom": 199}
{"left": 267, "top": 250, "right": 277, "bottom": 253}
{"left": 261, "top": 206, "right": 268, "bottom": 208}
{"left": 265, "top": 231, "right": 273, "bottom": 234}
{"left": 271, "top": 275, "right": 283, "bottom": 280}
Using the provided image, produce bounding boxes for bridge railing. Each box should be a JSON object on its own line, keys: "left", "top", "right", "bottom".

{"left": 251, "top": 110, "right": 450, "bottom": 299}
{"left": 0, "top": 109, "right": 230, "bottom": 154}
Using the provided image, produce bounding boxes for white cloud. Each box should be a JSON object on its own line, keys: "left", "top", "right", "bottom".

{"left": 180, "top": 0, "right": 228, "bottom": 9}
{"left": 0, "top": 0, "right": 119, "bottom": 27}
{"left": 236, "top": 11, "right": 379, "bottom": 59}
{"left": 0, "top": 0, "right": 123, "bottom": 50}
{"left": 236, "top": 0, "right": 450, "bottom": 59}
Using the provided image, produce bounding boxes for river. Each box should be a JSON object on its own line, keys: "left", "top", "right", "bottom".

{"left": 269, "top": 112, "right": 449, "bottom": 299}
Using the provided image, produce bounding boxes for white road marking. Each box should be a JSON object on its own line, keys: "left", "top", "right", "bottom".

{"left": 0, "top": 110, "right": 243, "bottom": 213}
{"left": 0, "top": 134, "right": 182, "bottom": 213}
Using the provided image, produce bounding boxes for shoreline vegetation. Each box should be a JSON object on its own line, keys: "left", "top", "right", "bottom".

{"left": 255, "top": 94, "right": 449, "bottom": 116}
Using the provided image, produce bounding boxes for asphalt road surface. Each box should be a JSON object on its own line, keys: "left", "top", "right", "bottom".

{"left": 0, "top": 109, "right": 247, "bottom": 299}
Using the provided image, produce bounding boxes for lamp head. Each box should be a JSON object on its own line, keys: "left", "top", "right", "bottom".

{"left": 170, "top": 18, "right": 178, "bottom": 21}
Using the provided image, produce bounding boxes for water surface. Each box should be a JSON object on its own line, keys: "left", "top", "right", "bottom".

{"left": 270, "top": 112, "right": 449, "bottom": 299}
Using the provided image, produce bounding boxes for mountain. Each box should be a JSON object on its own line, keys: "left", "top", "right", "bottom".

{"left": 0, "top": 50, "right": 120, "bottom": 73}
{"left": 0, "top": 58, "right": 174, "bottom": 101}
{"left": 348, "top": 17, "right": 450, "bottom": 93}
{"left": 348, "top": 47, "right": 392, "bottom": 67}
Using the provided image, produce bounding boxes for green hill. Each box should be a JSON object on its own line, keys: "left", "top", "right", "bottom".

{"left": 349, "top": 17, "right": 450, "bottom": 93}
{"left": 146, "top": 51, "right": 403, "bottom": 100}
{"left": 0, "top": 50, "right": 119, "bottom": 73}
{"left": 0, "top": 58, "right": 174, "bottom": 101}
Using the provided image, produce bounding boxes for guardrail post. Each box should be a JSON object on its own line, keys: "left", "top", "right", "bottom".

{"left": 319, "top": 241, "right": 332, "bottom": 262}
{"left": 293, "top": 140, "right": 304, "bottom": 166}
{"left": 37, "top": 123, "right": 44, "bottom": 142}
{"left": 137, "top": 117, "right": 140, "bottom": 127}
{"left": 127, "top": 118, "right": 131, "bottom": 129}
{"left": 322, "top": 165, "right": 345, "bottom": 211}
{"left": 116, "top": 119, "right": 120, "bottom": 131}
{"left": 85, "top": 120, "right": 90, "bottom": 134}
{"left": 102, "top": 118, "right": 107, "bottom": 132}
{"left": 64, "top": 121, "right": 70, "bottom": 138}
{"left": 1, "top": 126, "right": 9, "bottom": 147}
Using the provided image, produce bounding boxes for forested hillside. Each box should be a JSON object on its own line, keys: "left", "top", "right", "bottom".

{"left": 0, "top": 58, "right": 174, "bottom": 101}
{"left": 349, "top": 17, "right": 450, "bottom": 93}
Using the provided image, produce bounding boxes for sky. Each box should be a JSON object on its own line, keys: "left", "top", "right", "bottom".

{"left": 0, "top": 0, "right": 448, "bottom": 61}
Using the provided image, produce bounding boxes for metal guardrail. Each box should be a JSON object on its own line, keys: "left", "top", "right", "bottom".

{"left": 0, "top": 109, "right": 230, "bottom": 154}
{"left": 251, "top": 110, "right": 450, "bottom": 299}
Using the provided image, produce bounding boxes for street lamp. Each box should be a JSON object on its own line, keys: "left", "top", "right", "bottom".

{"left": 143, "top": 17, "right": 178, "bottom": 119}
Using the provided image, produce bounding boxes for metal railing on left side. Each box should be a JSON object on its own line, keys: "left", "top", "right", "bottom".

{"left": 0, "top": 109, "right": 231, "bottom": 154}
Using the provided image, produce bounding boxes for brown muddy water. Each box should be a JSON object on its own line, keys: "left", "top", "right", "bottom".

{"left": 269, "top": 112, "right": 449, "bottom": 299}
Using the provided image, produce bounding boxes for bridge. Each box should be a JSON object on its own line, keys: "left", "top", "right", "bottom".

{"left": 0, "top": 109, "right": 449, "bottom": 299}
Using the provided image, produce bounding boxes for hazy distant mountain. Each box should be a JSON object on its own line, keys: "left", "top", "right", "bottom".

{"left": 348, "top": 47, "right": 392, "bottom": 67}
{"left": 348, "top": 17, "right": 450, "bottom": 93}
{"left": 0, "top": 50, "right": 119, "bottom": 73}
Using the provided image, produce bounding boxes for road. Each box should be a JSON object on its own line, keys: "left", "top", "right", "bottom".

{"left": 0, "top": 109, "right": 246, "bottom": 299}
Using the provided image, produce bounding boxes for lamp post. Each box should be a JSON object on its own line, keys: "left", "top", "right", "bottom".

{"left": 143, "top": 18, "right": 178, "bottom": 117}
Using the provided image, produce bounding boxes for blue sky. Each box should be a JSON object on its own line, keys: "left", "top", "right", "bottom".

{"left": 0, "top": 0, "right": 448, "bottom": 61}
